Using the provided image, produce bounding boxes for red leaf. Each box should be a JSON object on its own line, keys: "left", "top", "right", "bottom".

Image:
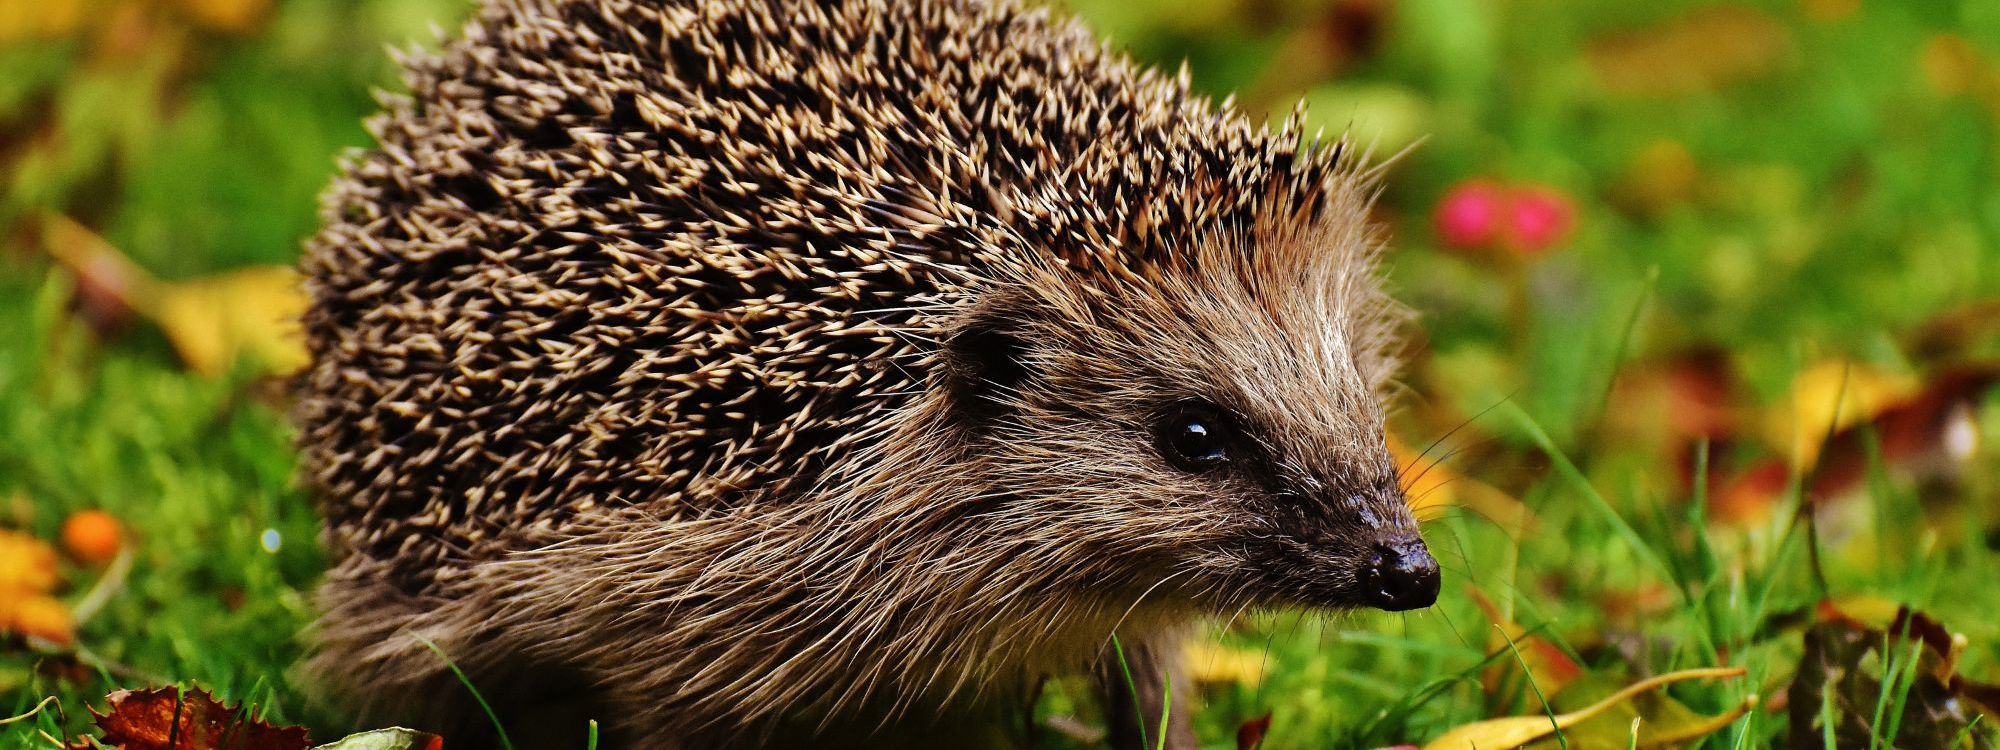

{"left": 90, "top": 687, "right": 310, "bottom": 750}
{"left": 1236, "top": 712, "right": 1272, "bottom": 750}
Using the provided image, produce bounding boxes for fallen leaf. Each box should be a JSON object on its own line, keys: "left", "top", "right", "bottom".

{"left": 1709, "top": 460, "right": 1789, "bottom": 526}
{"left": 42, "top": 214, "right": 308, "bottom": 378}
{"left": 1789, "top": 608, "right": 1997, "bottom": 749}
{"left": 91, "top": 686, "right": 312, "bottom": 750}
{"left": 0, "top": 529, "right": 59, "bottom": 594}
{"left": 1707, "top": 364, "right": 1995, "bottom": 525}
{"left": 3, "top": 593, "right": 75, "bottom": 646}
{"left": 1761, "top": 360, "right": 1918, "bottom": 470}
{"left": 311, "top": 728, "right": 443, "bottom": 750}
{"left": 1810, "top": 601, "right": 2000, "bottom": 722}
{"left": 1522, "top": 671, "right": 1756, "bottom": 750}
{"left": 1814, "top": 594, "right": 1904, "bottom": 630}
{"left": 1185, "top": 641, "right": 1267, "bottom": 687}
{"left": 0, "top": 529, "right": 71, "bottom": 643}
{"left": 1798, "top": 365, "right": 1995, "bottom": 501}
{"left": 1421, "top": 667, "right": 1747, "bottom": 750}
{"left": 1236, "top": 712, "right": 1272, "bottom": 750}
{"left": 1466, "top": 586, "right": 1585, "bottom": 709}
{"left": 152, "top": 265, "right": 310, "bottom": 378}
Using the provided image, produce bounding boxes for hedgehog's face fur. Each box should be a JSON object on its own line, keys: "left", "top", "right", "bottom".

{"left": 937, "top": 200, "right": 1437, "bottom": 617}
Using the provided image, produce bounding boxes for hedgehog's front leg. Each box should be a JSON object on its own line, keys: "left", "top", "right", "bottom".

{"left": 1093, "top": 633, "right": 1196, "bottom": 750}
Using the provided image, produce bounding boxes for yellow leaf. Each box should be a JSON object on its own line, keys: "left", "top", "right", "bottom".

{"left": 1421, "top": 667, "right": 1747, "bottom": 750}
{"left": 42, "top": 214, "right": 307, "bottom": 378}
{"left": 1183, "top": 641, "right": 1266, "bottom": 686}
{"left": 152, "top": 265, "right": 309, "bottom": 378}
{"left": 0, "top": 530, "right": 60, "bottom": 595}
{"left": 1761, "top": 360, "right": 1917, "bottom": 469}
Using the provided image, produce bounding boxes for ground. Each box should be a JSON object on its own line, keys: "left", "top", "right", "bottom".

{"left": 2, "top": 0, "right": 1998, "bottom": 748}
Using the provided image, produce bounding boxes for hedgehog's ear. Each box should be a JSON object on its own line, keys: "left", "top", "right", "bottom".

{"left": 943, "top": 305, "right": 1034, "bottom": 421}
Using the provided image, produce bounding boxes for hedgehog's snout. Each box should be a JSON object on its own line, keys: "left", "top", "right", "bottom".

{"left": 1356, "top": 535, "right": 1439, "bottom": 611}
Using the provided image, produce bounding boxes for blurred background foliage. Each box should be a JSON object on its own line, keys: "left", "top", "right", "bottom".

{"left": 2, "top": 0, "right": 2000, "bottom": 747}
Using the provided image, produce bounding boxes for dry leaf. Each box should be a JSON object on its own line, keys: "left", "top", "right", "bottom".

{"left": 311, "top": 728, "right": 444, "bottom": 750}
{"left": 1797, "top": 366, "right": 1994, "bottom": 500}
{"left": 1422, "top": 667, "right": 1747, "bottom": 750}
{"left": 41, "top": 214, "right": 308, "bottom": 378}
{"left": 1236, "top": 712, "right": 1272, "bottom": 750}
{"left": 0, "top": 529, "right": 73, "bottom": 645}
{"left": 0, "top": 529, "right": 60, "bottom": 594}
{"left": 1713, "top": 364, "right": 1996, "bottom": 523}
{"left": 1791, "top": 603, "right": 2000, "bottom": 748}
{"left": 91, "top": 687, "right": 312, "bottom": 750}
{"left": 152, "top": 265, "right": 310, "bottom": 378}
{"left": 1521, "top": 670, "right": 1757, "bottom": 750}
{"left": 3, "top": 592, "right": 75, "bottom": 646}
{"left": 1468, "top": 586, "right": 1585, "bottom": 703}
{"left": 1760, "top": 359, "right": 1918, "bottom": 470}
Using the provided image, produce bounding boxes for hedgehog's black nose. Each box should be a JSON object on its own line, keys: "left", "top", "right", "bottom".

{"left": 1360, "top": 538, "right": 1439, "bottom": 611}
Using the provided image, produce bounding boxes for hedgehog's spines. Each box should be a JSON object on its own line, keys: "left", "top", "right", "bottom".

{"left": 302, "top": 0, "right": 1399, "bottom": 743}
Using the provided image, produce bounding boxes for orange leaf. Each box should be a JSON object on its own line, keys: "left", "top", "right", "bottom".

{"left": 3, "top": 593, "right": 75, "bottom": 646}
{"left": 1468, "top": 586, "right": 1584, "bottom": 700}
{"left": 91, "top": 687, "right": 312, "bottom": 750}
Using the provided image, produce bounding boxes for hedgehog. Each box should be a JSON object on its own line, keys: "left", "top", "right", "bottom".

{"left": 296, "top": 0, "right": 1438, "bottom": 747}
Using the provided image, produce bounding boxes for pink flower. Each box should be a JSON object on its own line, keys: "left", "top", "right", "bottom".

{"left": 1432, "top": 178, "right": 1579, "bottom": 257}
{"left": 1503, "top": 184, "right": 1576, "bottom": 254}
{"left": 1432, "top": 179, "right": 1507, "bottom": 250}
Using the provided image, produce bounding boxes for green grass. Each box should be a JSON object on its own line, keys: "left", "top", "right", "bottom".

{"left": 4, "top": 0, "right": 2000, "bottom": 747}
{"left": 0, "top": 274, "right": 324, "bottom": 741}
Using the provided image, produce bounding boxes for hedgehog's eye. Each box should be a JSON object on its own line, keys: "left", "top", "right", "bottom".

{"left": 1155, "top": 402, "right": 1231, "bottom": 472}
